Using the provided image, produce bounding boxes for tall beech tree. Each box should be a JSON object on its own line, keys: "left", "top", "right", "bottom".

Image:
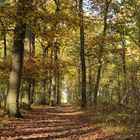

{"left": 50, "top": 0, "right": 60, "bottom": 106}
{"left": 5, "top": 0, "right": 33, "bottom": 117}
{"left": 79, "top": 0, "right": 87, "bottom": 107}
{"left": 93, "top": 0, "right": 112, "bottom": 105}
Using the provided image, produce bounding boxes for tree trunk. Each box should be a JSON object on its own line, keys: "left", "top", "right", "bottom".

{"left": 48, "top": 48, "right": 53, "bottom": 105}
{"left": 93, "top": 0, "right": 112, "bottom": 105}
{"left": 3, "top": 31, "right": 6, "bottom": 59}
{"left": 26, "top": 79, "right": 32, "bottom": 110}
{"left": 57, "top": 74, "right": 60, "bottom": 105}
{"left": 138, "top": 13, "right": 140, "bottom": 47}
{"left": 23, "top": 24, "right": 35, "bottom": 109}
{"left": 51, "top": 74, "right": 56, "bottom": 106}
{"left": 88, "top": 56, "right": 92, "bottom": 103}
{"left": 25, "top": 25, "right": 35, "bottom": 55}
{"left": 0, "top": 19, "right": 7, "bottom": 59}
{"left": 5, "top": 0, "right": 33, "bottom": 117}
{"left": 117, "top": 70, "right": 121, "bottom": 104}
{"left": 51, "top": 46, "right": 58, "bottom": 106}
{"left": 79, "top": 0, "right": 87, "bottom": 108}
{"left": 41, "top": 80, "right": 47, "bottom": 105}
{"left": 49, "top": 71, "right": 52, "bottom": 105}
{"left": 30, "top": 79, "right": 35, "bottom": 104}
{"left": 6, "top": 26, "right": 25, "bottom": 117}
{"left": 77, "top": 60, "right": 81, "bottom": 102}
{"left": 120, "top": 34, "right": 127, "bottom": 105}
{"left": 94, "top": 60, "right": 102, "bottom": 105}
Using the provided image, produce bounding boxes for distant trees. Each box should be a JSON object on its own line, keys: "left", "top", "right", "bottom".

{"left": 66, "top": 0, "right": 140, "bottom": 108}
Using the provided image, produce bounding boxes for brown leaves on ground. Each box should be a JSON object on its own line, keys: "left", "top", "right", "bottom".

{"left": 0, "top": 105, "right": 112, "bottom": 140}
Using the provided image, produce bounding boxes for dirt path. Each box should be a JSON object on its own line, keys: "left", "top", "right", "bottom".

{"left": 0, "top": 105, "right": 111, "bottom": 140}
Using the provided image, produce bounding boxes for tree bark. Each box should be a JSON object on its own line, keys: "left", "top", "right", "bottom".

{"left": 41, "top": 80, "right": 47, "bottom": 105}
{"left": 57, "top": 74, "right": 60, "bottom": 105}
{"left": 93, "top": 0, "right": 112, "bottom": 105}
{"left": 88, "top": 56, "right": 92, "bottom": 103}
{"left": 6, "top": 25, "right": 25, "bottom": 117}
{"left": 25, "top": 25, "right": 35, "bottom": 55}
{"left": 94, "top": 59, "right": 102, "bottom": 105}
{"left": 5, "top": 0, "right": 33, "bottom": 117}
{"left": 51, "top": 45, "right": 58, "bottom": 106}
{"left": 120, "top": 34, "right": 127, "bottom": 105}
{"left": 24, "top": 25, "right": 35, "bottom": 109}
{"left": 79, "top": 0, "right": 87, "bottom": 108}
{"left": 40, "top": 42, "right": 47, "bottom": 105}
{"left": 0, "top": 19, "right": 7, "bottom": 59}
{"left": 26, "top": 79, "right": 32, "bottom": 110}
{"left": 76, "top": 60, "right": 81, "bottom": 102}
{"left": 117, "top": 70, "right": 121, "bottom": 104}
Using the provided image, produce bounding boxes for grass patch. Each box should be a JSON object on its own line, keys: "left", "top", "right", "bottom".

{"left": 101, "top": 124, "right": 127, "bottom": 135}
{"left": 85, "top": 104, "right": 140, "bottom": 140}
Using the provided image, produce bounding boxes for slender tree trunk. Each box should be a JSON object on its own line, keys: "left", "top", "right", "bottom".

{"left": 0, "top": 23, "right": 8, "bottom": 107}
{"left": 120, "top": 34, "right": 127, "bottom": 105}
{"left": 94, "top": 58, "right": 102, "bottom": 105}
{"left": 138, "top": 14, "right": 140, "bottom": 47}
{"left": 88, "top": 56, "right": 92, "bottom": 103}
{"left": 40, "top": 42, "right": 53, "bottom": 105}
{"left": 51, "top": 73, "right": 56, "bottom": 106}
{"left": 77, "top": 60, "right": 81, "bottom": 102}
{"left": 51, "top": 0, "right": 60, "bottom": 106}
{"left": 23, "top": 24, "right": 35, "bottom": 109}
{"left": 57, "top": 74, "right": 60, "bottom": 105}
{"left": 93, "top": 0, "right": 112, "bottom": 105}
{"left": 5, "top": 0, "right": 33, "bottom": 117}
{"left": 25, "top": 25, "right": 35, "bottom": 55}
{"left": 49, "top": 48, "right": 53, "bottom": 105}
{"left": 30, "top": 79, "right": 35, "bottom": 104}
{"left": 41, "top": 80, "right": 47, "bottom": 105}
{"left": 0, "top": 19, "right": 7, "bottom": 59}
{"left": 49, "top": 72, "right": 52, "bottom": 105}
{"left": 122, "top": 40, "right": 126, "bottom": 96}
{"left": 40, "top": 42, "right": 47, "bottom": 105}
{"left": 51, "top": 46, "right": 58, "bottom": 106}
{"left": 79, "top": 0, "right": 87, "bottom": 108}
{"left": 26, "top": 79, "right": 32, "bottom": 110}
{"left": 3, "top": 31, "right": 7, "bottom": 59}
{"left": 30, "top": 32, "right": 35, "bottom": 56}
{"left": 29, "top": 31, "right": 35, "bottom": 105}
{"left": 117, "top": 70, "right": 121, "bottom": 104}
{"left": 46, "top": 48, "right": 50, "bottom": 105}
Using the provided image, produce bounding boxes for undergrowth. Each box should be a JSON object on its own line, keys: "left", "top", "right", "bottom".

{"left": 85, "top": 103, "right": 140, "bottom": 140}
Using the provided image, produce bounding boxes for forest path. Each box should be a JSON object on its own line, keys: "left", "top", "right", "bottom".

{"left": 0, "top": 105, "right": 111, "bottom": 140}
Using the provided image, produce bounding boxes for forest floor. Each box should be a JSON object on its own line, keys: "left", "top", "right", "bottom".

{"left": 0, "top": 104, "right": 139, "bottom": 140}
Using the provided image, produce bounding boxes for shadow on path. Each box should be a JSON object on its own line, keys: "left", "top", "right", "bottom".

{"left": 0, "top": 104, "right": 112, "bottom": 140}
